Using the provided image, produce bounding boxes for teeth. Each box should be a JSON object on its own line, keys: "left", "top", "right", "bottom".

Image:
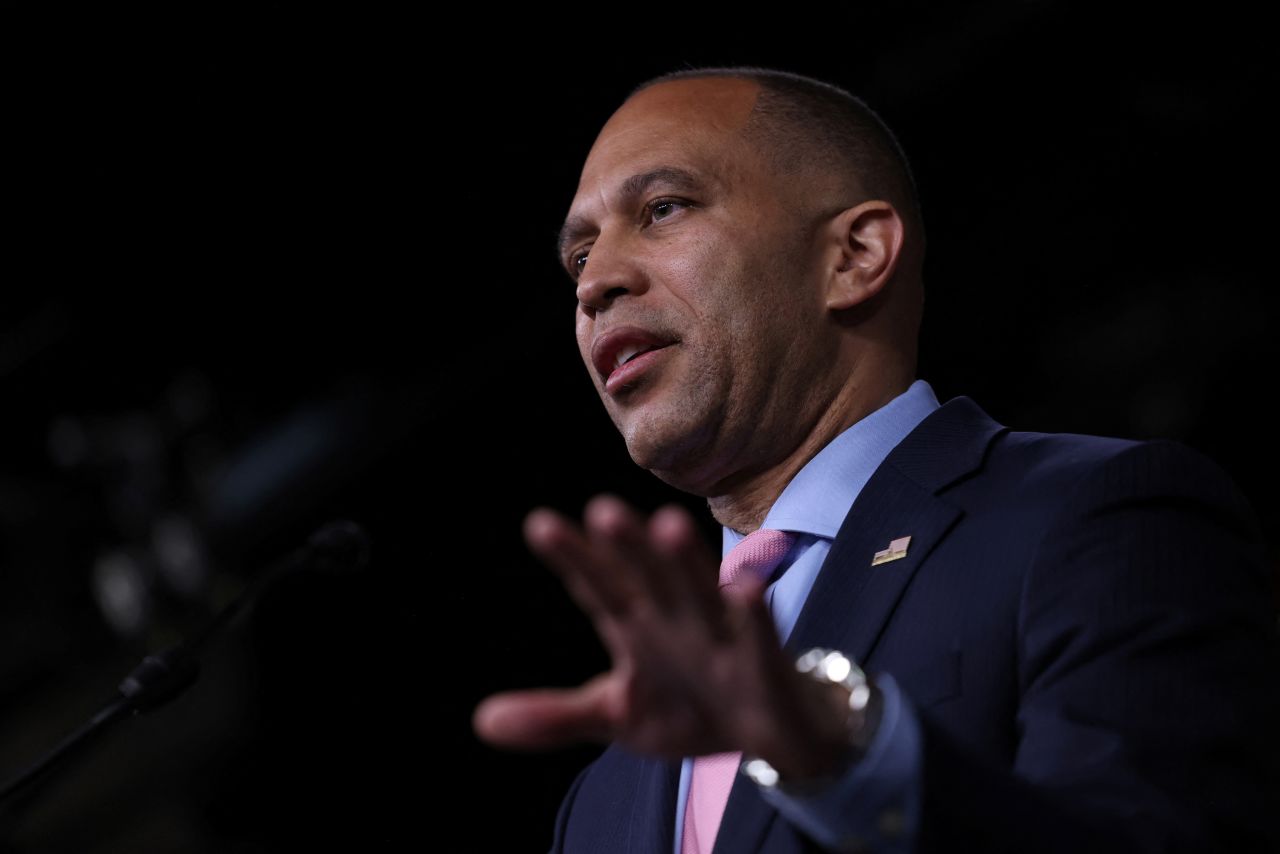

{"left": 615, "top": 344, "right": 651, "bottom": 369}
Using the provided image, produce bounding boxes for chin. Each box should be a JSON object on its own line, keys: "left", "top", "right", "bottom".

{"left": 619, "top": 415, "right": 717, "bottom": 496}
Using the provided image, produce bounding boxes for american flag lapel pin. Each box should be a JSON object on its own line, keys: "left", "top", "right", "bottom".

{"left": 871, "top": 535, "right": 912, "bottom": 566}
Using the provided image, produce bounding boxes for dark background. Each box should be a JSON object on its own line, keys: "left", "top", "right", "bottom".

{"left": 3, "top": 6, "right": 1275, "bottom": 851}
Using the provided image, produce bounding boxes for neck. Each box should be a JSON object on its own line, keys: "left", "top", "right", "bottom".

{"left": 707, "top": 372, "right": 912, "bottom": 534}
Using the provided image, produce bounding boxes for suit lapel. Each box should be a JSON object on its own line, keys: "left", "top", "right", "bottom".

{"left": 713, "top": 774, "right": 779, "bottom": 853}
{"left": 786, "top": 466, "right": 960, "bottom": 662}
{"left": 629, "top": 756, "right": 682, "bottom": 854}
{"left": 789, "top": 395, "right": 1007, "bottom": 661}
{"left": 712, "top": 396, "right": 1007, "bottom": 852}
{"left": 574, "top": 748, "right": 681, "bottom": 853}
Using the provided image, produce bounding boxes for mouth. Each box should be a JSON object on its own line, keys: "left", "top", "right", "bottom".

{"left": 591, "top": 326, "right": 678, "bottom": 395}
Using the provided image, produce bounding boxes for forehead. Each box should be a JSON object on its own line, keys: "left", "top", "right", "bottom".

{"left": 586, "top": 78, "right": 761, "bottom": 174}
{"left": 558, "top": 80, "right": 766, "bottom": 254}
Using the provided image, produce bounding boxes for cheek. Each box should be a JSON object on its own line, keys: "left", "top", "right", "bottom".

{"left": 575, "top": 315, "right": 592, "bottom": 362}
{"left": 724, "top": 255, "right": 810, "bottom": 360}
{"left": 656, "top": 229, "right": 726, "bottom": 322}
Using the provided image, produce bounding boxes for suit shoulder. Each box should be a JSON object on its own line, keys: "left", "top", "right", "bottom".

{"left": 974, "top": 429, "right": 1252, "bottom": 519}
{"left": 995, "top": 432, "right": 1258, "bottom": 531}
{"left": 930, "top": 424, "right": 1268, "bottom": 593}
{"left": 988, "top": 427, "right": 1143, "bottom": 484}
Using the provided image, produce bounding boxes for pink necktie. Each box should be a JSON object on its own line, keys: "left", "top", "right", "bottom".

{"left": 680, "top": 528, "right": 796, "bottom": 854}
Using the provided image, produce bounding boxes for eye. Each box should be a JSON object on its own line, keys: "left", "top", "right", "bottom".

{"left": 568, "top": 248, "right": 589, "bottom": 279}
{"left": 646, "top": 198, "right": 686, "bottom": 224}
{"left": 566, "top": 199, "right": 691, "bottom": 280}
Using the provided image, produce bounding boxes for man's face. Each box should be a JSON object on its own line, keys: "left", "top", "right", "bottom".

{"left": 559, "top": 78, "right": 835, "bottom": 495}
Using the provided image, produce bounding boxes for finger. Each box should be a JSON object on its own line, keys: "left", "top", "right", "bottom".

{"left": 649, "top": 504, "right": 726, "bottom": 628}
{"left": 719, "top": 576, "right": 825, "bottom": 757}
{"left": 524, "top": 507, "right": 633, "bottom": 618}
{"left": 583, "top": 495, "right": 681, "bottom": 611}
{"left": 472, "top": 673, "right": 617, "bottom": 750}
{"left": 721, "top": 574, "right": 788, "bottom": 674}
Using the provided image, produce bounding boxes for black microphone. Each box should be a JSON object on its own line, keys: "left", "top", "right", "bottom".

{"left": 120, "top": 519, "right": 370, "bottom": 711}
{"left": 0, "top": 520, "right": 370, "bottom": 811}
{"left": 302, "top": 519, "right": 371, "bottom": 578}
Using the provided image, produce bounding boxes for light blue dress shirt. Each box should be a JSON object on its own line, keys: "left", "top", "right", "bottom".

{"left": 672, "top": 379, "right": 939, "bottom": 853}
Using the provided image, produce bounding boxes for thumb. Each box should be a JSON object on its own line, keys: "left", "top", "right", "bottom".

{"left": 473, "top": 672, "right": 616, "bottom": 750}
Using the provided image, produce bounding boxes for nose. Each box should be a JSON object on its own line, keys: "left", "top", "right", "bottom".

{"left": 574, "top": 234, "right": 648, "bottom": 318}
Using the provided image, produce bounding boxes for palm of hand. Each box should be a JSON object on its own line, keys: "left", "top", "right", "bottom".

{"left": 473, "top": 495, "right": 803, "bottom": 762}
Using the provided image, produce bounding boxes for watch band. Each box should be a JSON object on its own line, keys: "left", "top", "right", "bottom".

{"left": 740, "top": 648, "right": 878, "bottom": 795}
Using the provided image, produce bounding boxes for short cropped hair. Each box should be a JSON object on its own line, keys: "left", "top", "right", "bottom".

{"left": 630, "top": 66, "right": 925, "bottom": 246}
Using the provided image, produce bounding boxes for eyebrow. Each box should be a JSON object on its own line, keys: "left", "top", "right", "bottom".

{"left": 555, "top": 166, "right": 707, "bottom": 266}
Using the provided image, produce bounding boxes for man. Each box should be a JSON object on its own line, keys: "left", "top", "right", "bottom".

{"left": 473, "top": 67, "right": 1279, "bottom": 853}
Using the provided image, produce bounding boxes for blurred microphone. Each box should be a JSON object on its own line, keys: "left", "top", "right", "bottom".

{"left": 299, "top": 519, "right": 371, "bottom": 578}
{"left": 133, "top": 519, "right": 371, "bottom": 704}
{"left": 0, "top": 520, "right": 370, "bottom": 810}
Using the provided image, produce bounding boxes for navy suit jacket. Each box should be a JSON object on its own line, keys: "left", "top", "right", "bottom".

{"left": 549, "top": 395, "right": 1280, "bottom": 853}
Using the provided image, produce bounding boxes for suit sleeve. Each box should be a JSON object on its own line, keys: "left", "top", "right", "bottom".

{"left": 917, "top": 439, "right": 1280, "bottom": 854}
{"left": 757, "top": 669, "right": 926, "bottom": 852}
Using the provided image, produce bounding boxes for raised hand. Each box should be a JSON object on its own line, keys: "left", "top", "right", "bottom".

{"left": 472, "top": 495, "right": 854, "bottom": 778}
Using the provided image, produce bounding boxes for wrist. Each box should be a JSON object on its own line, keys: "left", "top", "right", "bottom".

{"left": 742, "top": 649, "right": 882, "bottom": 795}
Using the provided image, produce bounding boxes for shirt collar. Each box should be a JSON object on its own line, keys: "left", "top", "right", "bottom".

{"left": 723, "top": 379, "right": 941, "bottom": 554}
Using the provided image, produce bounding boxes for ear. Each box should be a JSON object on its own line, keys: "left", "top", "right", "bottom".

{"left": 822, "top": 201, "right": 906, "bottom": 312}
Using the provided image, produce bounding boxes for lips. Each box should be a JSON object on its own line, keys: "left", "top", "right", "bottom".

{"left": 591, "top": 325, "right": 677, "bottom": 389}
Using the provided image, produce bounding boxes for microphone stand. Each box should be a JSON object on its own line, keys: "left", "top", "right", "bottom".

{"left": 0, "top": 520, "right": 369, "bottom": 814}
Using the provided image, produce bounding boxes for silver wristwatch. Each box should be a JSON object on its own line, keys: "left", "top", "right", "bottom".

{"left": 740, "top": 648, "right": 879, "bottom": 795}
